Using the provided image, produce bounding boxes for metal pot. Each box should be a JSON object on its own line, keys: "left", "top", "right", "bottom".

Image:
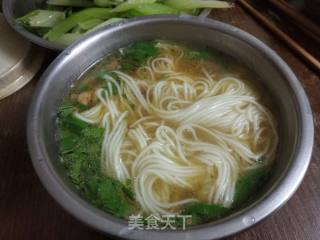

{"left": 27, "top": 16, "right": 314, "bottom": 240}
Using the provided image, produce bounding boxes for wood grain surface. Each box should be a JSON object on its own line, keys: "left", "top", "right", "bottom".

{"left": 0, "top": 6, "right": 319, "bottom": 240}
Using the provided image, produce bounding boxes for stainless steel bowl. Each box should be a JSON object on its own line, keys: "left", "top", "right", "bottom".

{"left": 27, "top": 16, "right": 314, "bottom": 240}
{"left": 2, "top": 0, "right": 211, "bottom": 51}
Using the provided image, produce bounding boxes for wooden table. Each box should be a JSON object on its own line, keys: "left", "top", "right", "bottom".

{"left": 0, "top": 6, "right": 319, "bottom": 240}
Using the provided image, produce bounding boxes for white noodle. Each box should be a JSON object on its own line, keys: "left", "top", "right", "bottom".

{"left": 71, "top": 44, "right": 278, "bottom": 215}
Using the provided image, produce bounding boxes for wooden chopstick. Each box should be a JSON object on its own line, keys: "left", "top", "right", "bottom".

{"left": 238, "top": 0, "right": 320, "bottom": 73}
{"left": 265, "top": 0, "right": 320, "bottom": 42}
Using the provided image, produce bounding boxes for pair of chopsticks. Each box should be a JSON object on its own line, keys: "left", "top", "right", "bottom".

{"left": 237, "top": 0, "right": 320, "bottom": 73}
{"left": 266, "top": 0, "right": 320, "bottom": 43}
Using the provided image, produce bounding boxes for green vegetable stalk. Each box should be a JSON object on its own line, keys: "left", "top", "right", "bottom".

{"left": 112, "top": 0, "right": 156, "bottom": 12}
{"left": 16, "top": 0, "right": 233, "bottom": 45}
{"left": 94, "top": 0, "right": 125, "bottom": 7}
{"left": 45, "top": 8, "right": 115, "bottom": 41}
{"left": 46, "top": 0, "right": 94, "bottom": 7}
{"left": 86, "top": 17, "right": 124, "bottom": 33}
{"left": 130, "top": 3, "right": 179, "bottom": 15}
{"left": 78, "top": 18, "right": 104, "bottom": 30}
{"left": 54, "top": 33, "right": 83, "bottom": 45}
{"left": 17, "top": 10, "right": 66, "bottom": 28}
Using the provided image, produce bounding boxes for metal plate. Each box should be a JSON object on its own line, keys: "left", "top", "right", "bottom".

{"left": 0, "top": 13, "right": 44, "bottom": 100}
{"left": 2, "top": 0, "right": 212, "bottom": 51}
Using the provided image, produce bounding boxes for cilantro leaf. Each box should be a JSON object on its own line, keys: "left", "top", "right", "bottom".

{"left": 120, "top": 42, "right": 159, "bottom": 71}
{"left": 78, "top": 83, "right": 90, "bottom": 93}
{"left": 185, "top": 49, "right": 213, "bottom": 60}
{"left": 180, "top": 202, "right": 229, "bottom": 225}
{"left": 233, "top": 165, "right": 270, "bottom": 208}
{"left": 59, "top": 103, "right": 76, "bottom": 117}
{"left": 57, "top": 104, "right": 135, "bottom": 219}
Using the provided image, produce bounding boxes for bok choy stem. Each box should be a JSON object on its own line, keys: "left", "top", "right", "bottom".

{"left": 46, "top": 0, "right": 94, "bottom": 7}
{"left": 17, "top": 10, "right": 65, "bottom": 28}
{"left": 45, "top": 8, "right": 115, "bottom": 41}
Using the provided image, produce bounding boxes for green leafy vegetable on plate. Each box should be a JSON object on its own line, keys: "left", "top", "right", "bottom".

{"left": 16, "top": 0, "right": 233, "bottom": 46}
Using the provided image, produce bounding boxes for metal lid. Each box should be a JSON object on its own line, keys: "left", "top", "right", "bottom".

{"left": 0, "top": 13, "right": 44, "bottom": 100}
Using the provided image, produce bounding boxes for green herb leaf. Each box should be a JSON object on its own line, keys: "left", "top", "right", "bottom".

{"left": 75, "top": 102, "right": 90, "bottom": 111}
{"left": 78, "top": 83, "right": 90, "bottom": 93}
{"left": 120, "top": 42, "right": 159, "bottom": 71}
{"left": 58, "top": 108, "right": 135, "bottom": 219}
{"left": 233, "top": 165, "right": 270, "bottom": 208}
{"left": 181, "top": 202, "right": 229, "bottom": 225}
{"left": 59, "top": 103, "right": 76, "bottom": 117}
{"left": 62, "top": 115, "right": 89, "bottom": 133}
{"left": 185, "top": 49, "right": 214, "bottom": 59}
{"left": 61, "top": 136, "right": 77, "bottom": 153}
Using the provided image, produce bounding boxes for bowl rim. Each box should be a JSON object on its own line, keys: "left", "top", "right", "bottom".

{"left": 27, "top": 15, "right": 314, "bottom": 240}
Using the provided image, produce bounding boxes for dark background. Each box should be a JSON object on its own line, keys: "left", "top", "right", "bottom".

{"left": 1, "top": 4, "right": 320, "bottom": 240}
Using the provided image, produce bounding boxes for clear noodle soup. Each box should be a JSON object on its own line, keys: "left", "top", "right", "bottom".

{"left": 57, "top": 41, "right": 278, "bottom": 227}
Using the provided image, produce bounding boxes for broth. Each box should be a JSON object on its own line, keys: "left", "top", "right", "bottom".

{"left": 57, "top": 41, "right": 278, "bottom": 227}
